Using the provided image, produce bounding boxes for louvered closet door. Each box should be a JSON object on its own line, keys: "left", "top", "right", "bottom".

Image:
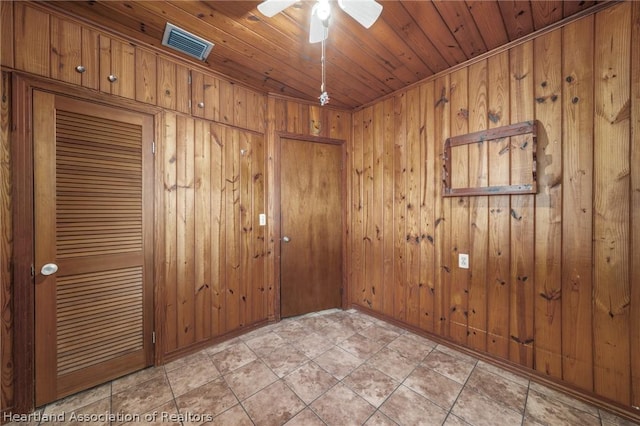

{"left": 33, "top": 91, "right": 154, "bottom": 406}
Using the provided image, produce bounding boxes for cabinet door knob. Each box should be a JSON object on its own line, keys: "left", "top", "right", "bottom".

{"left": 75, "top": 65, "right": 86, "bottom": 73}
{"left": 197, "top": 102, "right": 205, "bottom": 108}
{"left": 108, "top": 74, "right": 118, "bottom": 83}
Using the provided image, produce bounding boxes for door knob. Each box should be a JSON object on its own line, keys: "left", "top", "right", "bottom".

{"left": 40, "top": 263, "right": 58, "bottom": 276}
{"left": 282, "top": 236, "right": 291, "bottom": 243}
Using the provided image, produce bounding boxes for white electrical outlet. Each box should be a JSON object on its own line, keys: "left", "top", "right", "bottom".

{"left": 459, "top": 253, "right": 469, "bottom": 269}
{"left": 259, "top": 213, "right": 266, "bottom": 226}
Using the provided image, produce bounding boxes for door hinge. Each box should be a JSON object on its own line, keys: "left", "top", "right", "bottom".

{"left": 188, "top": 99, "right": 192, "bottom": 109}
{"left": 152, "top": 141, "right": 156, "bottom": 155}
{"left": 30, "top": 264, "right": 35, "bottom": 277}
{"left": 188, "top": 73, "right": 192, "bottom": 85}
{"left": 152, "top": 331, "right": 156, "bottom": 344}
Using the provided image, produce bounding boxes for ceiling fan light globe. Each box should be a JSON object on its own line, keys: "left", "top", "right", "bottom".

{"left": 316, "top": 0, "right": 331, "bottom": 21}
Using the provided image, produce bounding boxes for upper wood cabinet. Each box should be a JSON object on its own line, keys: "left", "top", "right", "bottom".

{"left": 100, "top": 36, "right": 135, "bottom": 99}
{"left": 157, "top": 57, "right": 191, "bottom": 114}
{"left": 14, "top": 3, "right": 50, "bottom": 77}
{"left": 135, "top": 48, "right": 157, "bottom": 105}
{"left": 5, "top": 2, "right": 267, "bottom": 133}
{"left": 49, "top": 17, "right": 101, "bottom": 90}
{"left": 190, "top": 70, "right": 265, "bottom": 133}
{"left": 50, "top": 17, "right": 82, "bottom": 86}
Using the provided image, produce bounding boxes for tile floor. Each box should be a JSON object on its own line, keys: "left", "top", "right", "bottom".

{"left": 19, "top": 309, "right": 639, "bottom": 426}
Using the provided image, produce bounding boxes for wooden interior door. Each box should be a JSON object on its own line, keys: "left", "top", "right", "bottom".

{"left": 280, "top": 137, "right": 343, "bottom": 318}
{"left": 33, "top": 90, "right": 154, "bottom": 406}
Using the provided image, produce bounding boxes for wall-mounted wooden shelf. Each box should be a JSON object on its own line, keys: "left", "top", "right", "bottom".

{"left": 443, "top": 121, "right": 537, "bottom": 197}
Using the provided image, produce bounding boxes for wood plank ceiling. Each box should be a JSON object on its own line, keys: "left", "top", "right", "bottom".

{"left": 47, "top": 0, "right": 601, "bottom": 109}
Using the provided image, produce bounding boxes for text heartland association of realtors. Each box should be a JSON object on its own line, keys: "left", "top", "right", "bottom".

{"left": 4, "top": 411, "right": 214, "bottom": 423}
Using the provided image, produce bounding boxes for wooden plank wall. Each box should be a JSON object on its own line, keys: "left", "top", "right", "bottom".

{"left": 350, "top": 1, "right": 640, "bottom": 410}
{"left": 158, "top": 115, "right": 268, "bottom": 357}
{"left": 0, "top": 1, "right": 357, "bottom": 411}
{"left": 1, "top": 73, "right": 13, "bottom": 415}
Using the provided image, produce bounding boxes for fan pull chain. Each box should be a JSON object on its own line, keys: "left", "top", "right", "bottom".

{"left": 319, "top": 25, "right": 330, "bottom": 106}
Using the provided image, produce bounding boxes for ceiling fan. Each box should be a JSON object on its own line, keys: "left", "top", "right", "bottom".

{"left": 257, "top": 0, "right": 383, "bottom": 43}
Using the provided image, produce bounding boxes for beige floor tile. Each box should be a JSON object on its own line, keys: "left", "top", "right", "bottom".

{"left": 358, "top": 324, "right": 401, "bottom": 344}
{"left": 42, "top": 383, "right": 111, "bottom": 415}
{"left": 599, "top": 409, "right": 640, "bottom": 426}
{"left": 465, "top": 367, "right": 527, "bottom": 413}
{"left": 368, "top": 347, "right": 421, "bottom": 382}
{"left": 238, "top": 323, "right": 279, "bottom": 342}
{"left": 111, "top": 366, "right": 166, "bottom": 394}
{"left": 421, "top": 349, "right": 475, "bottom": 384}
{"left": 380, "top": 385, "right": 448, "bottom": 426}
{"left": 203, "top": 337, "right": 242, "bottom": 356}
{"left": 242, "top": 380, "right": 305, "bottom": 426}
{"left": 386, "top": 334, "right": 434, "bottom": 362}
{"left": 525, "top": 389, "right": 600, "bottom": 426}
{"left": 165, "top": 350, "right": 211, "bottom": 372}
{"left": 24, "top": 309, "right": 620, "bottom": 426}
{"left": 174, "top": 377, "right": 238, "bottom": 422}
{"left": 274, "top": 320, "right": 310, "bottom": 341}
{"left": 261, "top": 343, "right": 310, "bottom": 377}
{"left": 314, "top": 346, "right": 363, "bottom": 380}
{"left": 166, "top": 356, "right": 220, "bottom": 398}
{"left": 364, "top": 411, "right": 399, "bottom": 426}
{"left": 209, "top": 342, "right": 257, "bottom": 374}
{"left": 452, "top": 388, "right": 523, "bottom": 426}
{"left": 135, "top": 400, "right": 182, "bottom": 426}
{"left": 224, "top": 359, "right": 278, "bottom": 401}
{"left": 244, "top": 331, "right": 286, "bottom": 357}
{"left": 400, "top": 331, "right": 437, "bottom": 348}
{"left": 443, "top": 414, "right": 472, "bottom": 425}
{"left": 111, "top": 374, "right": 173, "bottom": 417}
{"left": 339, "top": 332, "right": 386, "bottom": 360}
{"left": 320, "top": 322, "right": 357, "bottom": 345}
{"left": 283, "top": 361, "right": 338, "bottom": 404}
{"left": 210, "top": 404, "right": 253, "bottom": 426}
{"left": 528, "top": 381, "right": 599, "bottom": 416}
{"left": 475, "top": 360, "right": 529, "bottom": 387}
{"left": 291, "top": 332, "right": 335, "bottom": 358}
{"left": 311, "top": 383, "right": 376, "bottom": 426}
{"left": 44, "top": 397, "right": 111, "bottom": 426}
{"left": 337, "top": 313, "right": 374, "bottom": 331}
{"left": 376, "top": 321, "right": 407, "bottom": 335}
{"left": 403, "top": 364, "right": 463, "bottom": 410}
{"left": 434, "top": 344, "right": 478, "bottom": 364}
{"left": 295, "top": 314, "right": 335, "bottom": 332}
{"left": 342, "top": 364, "right": 400, "bottom": 408}
{"left": 283, "top": 407, "right": 326, "bottom": 426}
{"left": 522, "top": 417, "right": 546, "bottom": 426}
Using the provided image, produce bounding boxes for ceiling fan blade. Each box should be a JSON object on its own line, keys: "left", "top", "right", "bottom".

{"left": 338, "top": 0, "right": 383, "bottom": 29}
{"left": 257, "top": 0, "right": 298, "bottom": 18}
{"left": 309, "top": 12, "right": 328, "bottom": 43}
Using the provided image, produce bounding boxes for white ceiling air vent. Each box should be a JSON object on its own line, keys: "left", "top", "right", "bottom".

{"left": 162, "top": 23, "right": 214, "bottom": 61}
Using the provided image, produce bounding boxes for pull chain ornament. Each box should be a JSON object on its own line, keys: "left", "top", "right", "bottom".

{"left": 319, "top": 25, "right": 330, "bottom": 106}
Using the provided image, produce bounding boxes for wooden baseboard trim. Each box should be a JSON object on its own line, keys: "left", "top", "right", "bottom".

{"left": 161, "top": 318, "right": 274, "bottom": 364}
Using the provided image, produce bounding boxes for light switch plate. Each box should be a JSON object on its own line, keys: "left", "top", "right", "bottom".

{"left": 459, "top": 253, "right": 469, "bottom": 269}
{"left": 259, "top": 213, "right": 266, "bottom": 226}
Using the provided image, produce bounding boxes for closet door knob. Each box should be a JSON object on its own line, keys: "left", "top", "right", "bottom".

{"left": 40, "top": 263, "right": 58, "bottom": 276}
{"left": 282, "top": 236, "right": 291, "bottom": 243}
{"left": 108, "top": 74, "right": 118, "bottom": 83}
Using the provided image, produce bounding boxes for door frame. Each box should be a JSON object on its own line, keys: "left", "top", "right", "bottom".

{"left": 273, "top": 132, "right": 348, "bottom": 321}
{"left": 11, "top": 73, "right": 162, "bottom": 413}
